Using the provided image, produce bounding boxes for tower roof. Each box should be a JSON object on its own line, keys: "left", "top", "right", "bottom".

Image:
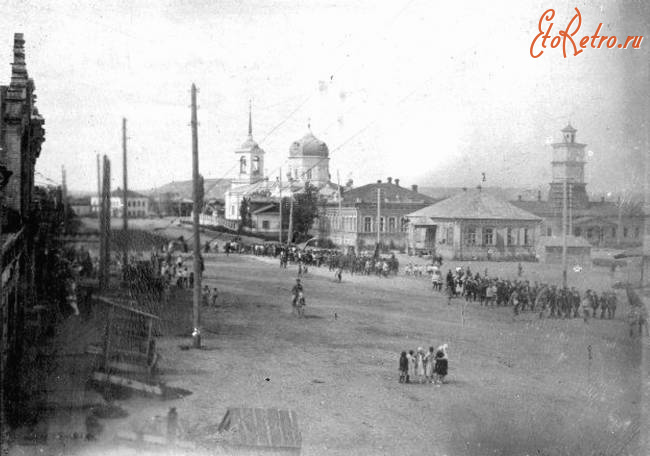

{"left": 561, "top": 123, "right": 577, "bottom": 133}
{"left": 238, "top": 101, "right": 263, "bottom": 152}
{"left": 289, "top": 131, "right": 329, "bottom": 158}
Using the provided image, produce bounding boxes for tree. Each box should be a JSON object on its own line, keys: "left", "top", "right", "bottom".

{"left": 238, "top": 197, "right": 252, "bottom": 233}
{"left": 292, "top": 182, "right": 319, "bottom": 242}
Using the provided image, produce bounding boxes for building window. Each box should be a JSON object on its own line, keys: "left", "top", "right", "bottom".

{"left": 401, "top": 218, "right": 409, "bottom": 232}
{"left": 306, "top": 169, "right": 312, "bottom": 180}
{"left": 574, "top": 227, "right": 582, "bottom": 236}
{"left": 587, "top": 228, "right": 593, "bottom": 238}
{"left": 623, "top": 227, "right": 628, "bottom": 238}
{"left": 388, "top": 217, "right": 396, "bottom": 232}
{"left": 635, "top": 227, "right": 640, "bottom": 238}
{"left": 507, "top": 227, "right": 514, "bottom": 246}
{"left": 364, "top": 217, "right": 372, "bottom": 233}
{"left": 252, "top": 156, "right": 260, "bottom": 174}
{"left": 465, "top": 227, "right": 477, "bottom": 246}
{"left": 379, "top": 217, "right": 385, "bottom": 232}
{"left": 262, "top": 220, "right": 270, "bottom": 230}
{"left": 546, "top": 227, "right": 552, "bottom": 236}
{"left": 523, "top": 228, "right": 529, "bottom": 246}
{"left": 611, "top": 227, "right": 617, "bottom": 238}
{"left": 446, "top": 227, "right": 454, "bottom": 244}
{"left": 483, "top": 228, "right": 494, "bottom": 246}
{"left": 240, "top": 156, "right": 247, "bottom": 174}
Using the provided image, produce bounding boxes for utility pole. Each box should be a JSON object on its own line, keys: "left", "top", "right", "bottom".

{"left": 190, "top": 83, "right": 201, "bottom": 349}
{"left": 122, "top": 118, "right": 129, "bottom": 270}
{"left": 337, "top": 170, "right": 342, "bottom": 248}
{"left": 287, "top": 183, "right": 294, "bottom": 246}
{"left": 278, "top": 168, "right": 283, "bottom": 244}
{"left": 61, "top": 165, "right": 68, "bottom": 233}
{"left": 568, "top": 184, "right": 573, "bottom": 237}
{"left": 96, "top": 153, "right": 101, "bottom": 216}
{"left": 562, "top": 179, "right": 568, "bottom": 290}
{"left": 99, "top": 156, "right": 111, "bottom": 291}
{"left": 376, "top": 188, "right": 381, "bottom": 249}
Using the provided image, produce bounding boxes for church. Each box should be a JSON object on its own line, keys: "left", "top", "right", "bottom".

{"left": 223, "top": 104, "right": 339, "bottom": 235}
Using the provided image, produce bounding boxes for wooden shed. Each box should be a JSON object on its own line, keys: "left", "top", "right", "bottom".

{"left": 218, "top": 407, "right": 301, "bottom": 455}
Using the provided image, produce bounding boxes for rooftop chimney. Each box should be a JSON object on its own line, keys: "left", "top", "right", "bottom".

{"left": 377, "top": 179, "right": 382, "bottom": 184}
{"left": 395, "top": 178, "right": 400, "bottom": 187}
{"left": 387, "top": 177, "right": 392, "bottom": 184}
{"left": 411, "top": 184, "right": 418, "bottom": 193}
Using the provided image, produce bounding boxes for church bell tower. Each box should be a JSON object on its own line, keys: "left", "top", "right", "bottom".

{"left": 233, "top": 101, "right": 265, "bottom": 187}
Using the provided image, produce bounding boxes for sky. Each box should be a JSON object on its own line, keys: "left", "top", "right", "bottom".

{"left": 1, "top": 0, "right": 648, "bottom": 195}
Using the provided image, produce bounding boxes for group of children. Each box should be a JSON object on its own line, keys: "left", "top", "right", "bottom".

{"left": 399, "top": 344, "right": 449, "bottom": 385}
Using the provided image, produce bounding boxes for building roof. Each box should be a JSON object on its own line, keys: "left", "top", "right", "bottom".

{"left": 341, "top": 182, "right": 434, "bottom": 205}
{"left": 251, "top": 203, "right": 277, "bottom": 215}
{"left": 536, "top": 235, "right": 592, "bottom": 248}
{"left": 408, "top": 189, "right": 542, "bottom": 221}
{"left": 70, "top": 196, "right": 91, "bottom": 205}
{"left": 511, "top": 198, "right": 638, "bottom": 219}
{"left": 218, "top": 407, "right": 301, "bottom": 449}
{"left": 112, "top": 188, "right": 149, "bottom": 199}
{"left": 289, "top": 131, "right": 329, "bottom": 158}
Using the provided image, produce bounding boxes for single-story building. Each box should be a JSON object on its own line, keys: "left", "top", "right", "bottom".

{"left": 406, "top": 188, "right": 542, "bottom": 261}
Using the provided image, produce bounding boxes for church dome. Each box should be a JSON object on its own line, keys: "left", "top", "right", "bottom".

{"left": 289, "top": 132, "right": 329, "bottom": 158}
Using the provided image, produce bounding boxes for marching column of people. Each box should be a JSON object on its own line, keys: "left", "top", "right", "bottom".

{"left": 419, "top": 264, "right": 620, "bottom": 322}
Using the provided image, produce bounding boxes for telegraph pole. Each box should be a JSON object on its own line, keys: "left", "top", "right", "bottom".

{"left": 376, "top": 188, "right": 381, "bottom": 249}
{"left": 96, "top": 153, "right": 101, "bottom": 216}
{"left": 122, "top": 118, "right": 129, "bottom": 270}
{"left": 278, "top": 168, "right": 283, "bottom": 244}
{"left": 337, "top": 170, "right": 342, "bottom": 248}
{"left": 99, "top": 156, "right": 111, "bottom": 291}
{"left": 190, "top": 84, "right": 202, "bottom": 349}
{"left": 61, "top": 165, "right": 68, "bottom": 233}
{"left": 562, "top": 179, "right": 568, "bottom": 289}
{"left": 287, "top": 184, "right": 294, "bottom": 246}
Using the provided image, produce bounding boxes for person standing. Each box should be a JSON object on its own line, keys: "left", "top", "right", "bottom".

{"left": 406, "top": 350, "right": 415, "bottom": 384}
{"left": 398, "top": 352, "right": 408, "bottom": 383}
{"left": 434, "top": 344, "right": 449, "bottom": 386}
{"left": 424, "top": 346, "right": 435, "bottom": 383}
{"left": 415, "top": 347, "right": 426, "bottom": 383}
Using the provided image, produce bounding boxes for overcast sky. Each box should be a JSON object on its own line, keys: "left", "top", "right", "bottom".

{"left": 1, "top": 0, "right": 648, "bottom": 195}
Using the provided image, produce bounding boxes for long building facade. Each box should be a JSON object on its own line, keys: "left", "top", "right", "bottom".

{"left": 0, "top": 33, "right": 46, "bottom": 451}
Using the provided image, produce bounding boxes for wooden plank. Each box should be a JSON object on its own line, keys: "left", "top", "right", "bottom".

{"left": 92, "top": 371, "right": 163, "bottom": 396}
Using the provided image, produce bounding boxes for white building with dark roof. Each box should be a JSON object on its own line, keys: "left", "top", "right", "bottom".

{"left": 406, "top": 188, "right": 542, "bottom": 260}
{"left": 90, "top": 188, "right": 151, "bottom": 218}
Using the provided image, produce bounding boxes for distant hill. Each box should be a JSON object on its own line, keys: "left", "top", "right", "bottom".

{"left": 146, "top": 178, "right": 232, "bottom": 201}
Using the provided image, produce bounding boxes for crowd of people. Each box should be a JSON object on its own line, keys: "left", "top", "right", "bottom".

{"left": 399, "top": 344, "right": 449, "bottom": 385}
{"left": 423, "top": 264, "right": 620, "bottom": 321}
